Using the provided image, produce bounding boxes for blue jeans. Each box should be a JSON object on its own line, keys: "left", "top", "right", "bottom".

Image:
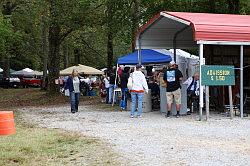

{"left": 108, "top": 84, "right": 116, "bottom": 103}
{"left": 106, "top": 88, "right": 109, "bottom": 103}
{"left": 121, "top": 88, "right": 128, "bottom": 109}
{"left": 131, "top": 92, "right": 144, "bottom": 116}
{"left": 70, "top": 92, "right": 80, "bottom": 113}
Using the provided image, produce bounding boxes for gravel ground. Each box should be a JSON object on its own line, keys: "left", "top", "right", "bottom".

{"left": 20, "top": 106, "right": 250, "bottom": 166}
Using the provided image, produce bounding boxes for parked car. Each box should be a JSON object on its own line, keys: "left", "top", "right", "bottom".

{"left": 21, "top": 76, "right": 42, "bottom": 87}
{"left": 0, "top": 75, "right": 20, "bottom": 88}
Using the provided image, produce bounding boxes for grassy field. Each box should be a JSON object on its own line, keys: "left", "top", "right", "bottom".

{"left": 0, "top": 124, "right": 119, "bottom": 166}
{"left": 0, "top": 88, "right": 120, "bottom": 166}
{"left": 0, "top": 88, "right": 101, "bottom": 109}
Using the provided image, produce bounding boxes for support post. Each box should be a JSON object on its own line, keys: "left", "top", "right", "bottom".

{"left": 205, "top": 86, "right": 209, "bottom": 121}
{"left": 173, "top": 26, "right": 189, "bottom": 62}
{"left": 199, "top": 44, "right": 204, "bottom": 121}
{"left": 240, "top": 45, "right": 244, "bottom": 118}
{"left": 138, "top": 35, "right": 142, "bottom": 65}
{"left": 228, "top": 85, "right": 233, "bottom": 119}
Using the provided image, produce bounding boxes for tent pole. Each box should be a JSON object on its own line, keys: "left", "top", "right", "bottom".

{"left": 240, "top": 45, "right": 244, "bottom": 118}
{"left": 173, "top": 39, "right": 176, "bottom": 62}
{"left": 112, "top": 63, "right": 119, "bottom": 106}
{"left": 199, "top": 44, "right": 204, "bottom": 121}
{"left": 138, "top": 35, "right": 142, "bottom": 65}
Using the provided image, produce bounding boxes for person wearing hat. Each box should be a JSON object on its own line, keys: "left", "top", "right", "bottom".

{"left": 163, "top": 61, "right": 183, "bottom": 118}
{"left": 129, "top": 64, "right": 148, "bottom": 118}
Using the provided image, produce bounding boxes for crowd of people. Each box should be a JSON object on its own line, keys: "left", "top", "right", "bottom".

{"left": 63, "top": 62, "right": 200, "bottom": 117}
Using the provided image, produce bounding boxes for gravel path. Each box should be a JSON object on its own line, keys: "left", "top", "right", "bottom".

{"left": 20, "top": 106, "right": 250, "bottom": 166}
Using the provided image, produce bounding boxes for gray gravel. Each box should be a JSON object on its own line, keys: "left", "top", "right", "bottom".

{"left": 20, "top": 106, "right": 250, "bottom": 166}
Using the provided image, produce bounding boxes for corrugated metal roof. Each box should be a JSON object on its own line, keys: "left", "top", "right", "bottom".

{"left": 165, "top": 12, "right": 250, "bottom": 42}
{"left": 136, "top": 12, "right": 250, "bottom": 49}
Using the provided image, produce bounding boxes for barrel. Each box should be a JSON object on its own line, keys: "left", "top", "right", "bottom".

{"left": 0, "top": 111, "right": 16, "bottom": 136}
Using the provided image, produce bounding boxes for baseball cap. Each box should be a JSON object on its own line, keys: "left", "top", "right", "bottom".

{"left": 136, "top": 64, "right": 142, "bottom": 69}
{"left": 169, "top": 61, "right": 176, "bottom": 65}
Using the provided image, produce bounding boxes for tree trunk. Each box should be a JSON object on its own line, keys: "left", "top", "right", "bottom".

{"left": 107, "top": 31, "right": 113, "bottom": 70}
{"left": 63, "top": 43, "right": 69, "bottom": 68}
{"left": 227, "top": 0, "right": 240, "bottom": 14}
{"left": 208, "top": 0, "right": 216, "bottom": 13}
{"left": 47, "top": 25, "right": 61, "bottom": 93}
{"left": 74, "top": 49, "right": 81, "bottom": 65}
{"left": 41, "top": 14, "right": 48, "bottom": 90}
{"left": 131, "top": 0, "right": 140, "bottom": 52}
{"left": 106, "top": 1, "right": 114, "bottom": 70}
{"left": 2, "top": 58, "right": 10, "bottom": 78}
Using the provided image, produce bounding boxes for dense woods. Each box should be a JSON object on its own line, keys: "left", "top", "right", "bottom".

{"left": 1, "top": 0, "right": 250, "bottom": 93}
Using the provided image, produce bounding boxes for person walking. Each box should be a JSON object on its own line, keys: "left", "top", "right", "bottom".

{"left": 130, "top": 65, "right": 148, "bottom": 118}
{"left": 163, "top": 61, "right": 183, "bottom": 118}
{"left": 64, "top": 69, "right": 83, "bottom": 113}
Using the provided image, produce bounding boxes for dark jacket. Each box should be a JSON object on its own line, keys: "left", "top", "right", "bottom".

{"left": 64, "top": 76, "right": 83, "bottom": 93}
{"left": 121, "top": 72, "right": 129, "bottom": 89}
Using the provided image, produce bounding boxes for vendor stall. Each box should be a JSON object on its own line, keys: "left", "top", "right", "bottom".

{"left": 135, "top": 11, "right": 250, "bottom": 119}
{"left": 115, "top": 49, "right": 174, "bottom": 112}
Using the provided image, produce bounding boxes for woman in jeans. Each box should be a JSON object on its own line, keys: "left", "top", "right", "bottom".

{"left": 64, "top": 69, "right": 83, "bottom": 113}
{"left": 130, "top": 65, "right": 148, "bottom": 118}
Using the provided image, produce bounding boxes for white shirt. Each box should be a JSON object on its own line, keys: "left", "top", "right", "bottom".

{"left": 73, "top": 77, "right": 80, "bottom": 93}
{"left": 183, "top": 77, "right": 199, "bottom": 92}
{"left": 131, "top": 71, "right": 148, "bottom": 93}
{"left": 104, "top": 77, "right": 110, "bottom": 88}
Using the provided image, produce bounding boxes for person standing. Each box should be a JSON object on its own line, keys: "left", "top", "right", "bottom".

{"left": 130, "top": 65, "right": 148, "bottom": 118}
{"left": 183, "top": 72, "right": 200, "bottom": 114}
{"left": 163, "top": 61, "right": 183, "bottom": 118}
{"left": 103, "top": 75, "right": 110, "bottom": 103}
{"left": 108, "top": 68, "right": 116, "bottom": 104}
{"left": 120, "top": 67, "right": 130, "bottom": 110}
{"left": 64, "top": 69, "right": 83, "bottom": 113}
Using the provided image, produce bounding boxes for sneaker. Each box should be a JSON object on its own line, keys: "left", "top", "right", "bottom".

{"left": 130, "top": 115, "right": 134, "bottom": 118}
{"left": 165, "top": 112, "right": 171, "bottom": 118}
{"left": 176, "top": 113, "right": 180, "bottom": 118}
{"left": 137, "top": 115, "right": 142, "bottom": 118}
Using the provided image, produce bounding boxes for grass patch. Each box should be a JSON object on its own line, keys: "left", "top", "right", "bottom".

{"left": 0, "top": 123, "right": 119, "bottom": 166}
{"left": 0, "top": 88, "right": 104, "bottom": 109}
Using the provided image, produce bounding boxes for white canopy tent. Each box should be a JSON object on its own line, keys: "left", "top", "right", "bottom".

{"left": 12, "top": 68, "right": 43, "bottom": 76}
{"left": 60, "top": 64, "right": 103, "bottom": 75}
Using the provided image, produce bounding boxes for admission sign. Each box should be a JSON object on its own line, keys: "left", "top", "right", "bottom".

{"left": 201, "top": 65, "right": 235, "bottom": 86}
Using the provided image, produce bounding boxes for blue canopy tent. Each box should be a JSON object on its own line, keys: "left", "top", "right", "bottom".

{"left": 112, "top": 49, "right": 172, "bottom": 106}
{"left": 117, "top": 49, "right": 172, "bottom": 65}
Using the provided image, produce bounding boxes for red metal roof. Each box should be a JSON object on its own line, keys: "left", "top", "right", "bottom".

{"left": 139, "top": 12, "right": 250, "bottom": 42}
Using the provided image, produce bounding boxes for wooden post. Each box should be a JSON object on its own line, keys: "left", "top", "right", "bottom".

{"left": 205, "top": 86, "right": 209, "bottom": 121}
{"left": 228, "top": 85, "right": 233, "bottom": 119}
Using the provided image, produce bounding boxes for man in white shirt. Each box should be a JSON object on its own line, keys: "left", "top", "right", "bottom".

{"left": 130, "top": 64, "right": 148, "bottom": 118}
